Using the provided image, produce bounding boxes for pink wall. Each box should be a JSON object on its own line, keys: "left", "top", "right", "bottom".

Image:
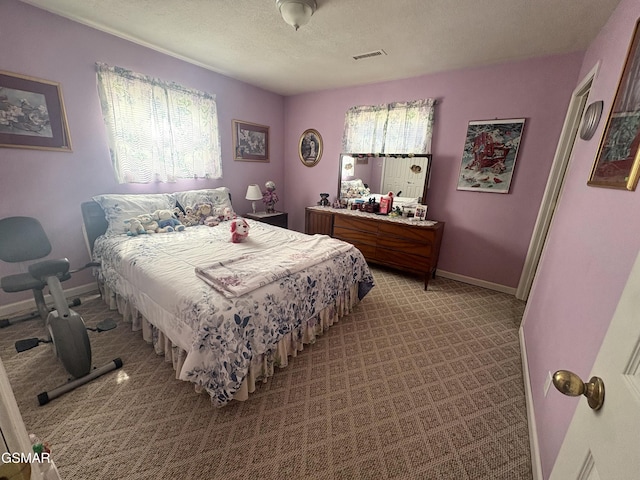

{"left": 0, "top": 1, "right": 285, "bottom": 305}
{"left": 522, "top": 0, "right": 640, "bottom": 477}
{"left": 283, "top": 54, "right": 583, "bottom": 289}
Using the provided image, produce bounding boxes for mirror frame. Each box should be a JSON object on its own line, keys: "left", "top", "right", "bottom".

{"left": 338, "top": 153, "right": 432, "bottom": 206}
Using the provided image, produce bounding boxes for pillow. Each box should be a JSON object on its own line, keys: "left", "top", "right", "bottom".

{"left": 92, "top": 193, "right": 177, "bottom": 237}
{"left": 174, "top": 187, "right": 234, "bottom": 214}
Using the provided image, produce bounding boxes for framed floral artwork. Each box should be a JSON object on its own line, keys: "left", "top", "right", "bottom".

{"left": 232, "top": 120, "right": 269, "bottom": 162}
{"left": 588, "top": 19, "right": 640, "bottom": 191}
{"left": 0, "top": 70, "right": 72, "bottom": 151}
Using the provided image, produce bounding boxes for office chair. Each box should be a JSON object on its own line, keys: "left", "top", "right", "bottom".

{"left": 0, "top": 216, "right": 122, "bottom": 405}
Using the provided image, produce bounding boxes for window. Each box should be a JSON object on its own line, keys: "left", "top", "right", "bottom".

{"left": 96, "top": 63, "right": 222, "bottom": 184}
{"left": 342, "top": 98, "right": 435, "bottom": 154}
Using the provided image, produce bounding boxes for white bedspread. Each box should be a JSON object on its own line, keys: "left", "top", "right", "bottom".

{"left": 92, "top": 220, "right": 374, "bottom": 406}
{"left": 195, "top": 235, "right": 353, "bottom": 298}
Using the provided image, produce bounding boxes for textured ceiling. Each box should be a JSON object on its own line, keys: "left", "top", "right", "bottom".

{"left": 21, "top": 0, "right": 621, "bottom": 96}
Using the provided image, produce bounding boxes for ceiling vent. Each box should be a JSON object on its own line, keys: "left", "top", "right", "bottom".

{"left": 352, "top": 49, "right": 387, "bottom": 61}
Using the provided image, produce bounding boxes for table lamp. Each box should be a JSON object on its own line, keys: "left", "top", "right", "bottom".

{"left": 245, "top": 184, "right": 263, "bottom": 214}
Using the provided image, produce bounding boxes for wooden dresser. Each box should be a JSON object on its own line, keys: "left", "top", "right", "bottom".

{"left": 305, "top": 206, "right": 444, "bottom": 289}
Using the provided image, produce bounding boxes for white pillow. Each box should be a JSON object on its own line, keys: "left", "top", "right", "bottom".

{"left": 174, "top": 187, "right": 234, "bottom": 212}
{"left": 92, "top": 193, "right": 177, "bottom": 237}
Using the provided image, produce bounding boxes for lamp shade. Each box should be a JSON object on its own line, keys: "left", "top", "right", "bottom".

{"left": 245, "top": 184, "right": 263, "bottom": 201}
{"left": 276, "top": 0, "right": 316, "bottom": 30}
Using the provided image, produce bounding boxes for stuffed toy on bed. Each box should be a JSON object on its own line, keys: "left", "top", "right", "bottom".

{"left": 124, "top": 217, "right": 146, "bottom": 236}
{"left": 230, "top": 218, "right": 250, "bottom": 243}
{"left": 181, "top": 206, "right": 200, "bottom": 227}
{"left": 153, "top": 209, "right": 185, "bottom": 233}
{"left": 136, "top": 213, "right": 159, "bottom": 234}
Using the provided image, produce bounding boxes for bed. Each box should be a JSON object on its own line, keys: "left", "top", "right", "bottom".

{"left": 81, "top": 187, "right": 374, "bottom": 406}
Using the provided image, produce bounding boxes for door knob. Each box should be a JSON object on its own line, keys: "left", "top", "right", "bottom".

{"left": 552, "top": 370, "right": 605, "bottom": 410}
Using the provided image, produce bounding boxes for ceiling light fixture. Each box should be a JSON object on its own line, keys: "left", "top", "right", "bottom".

{"left": 276, "top": 0, "right": 317, "bottom": 31}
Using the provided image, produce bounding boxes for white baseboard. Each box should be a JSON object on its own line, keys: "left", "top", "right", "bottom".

{"left": 0, "top": 283, "right": 98, "bottom": 318}
{"left": 436, "top": 270, "right": 516, "bottom": 295}
{"left": 520, "top": 326, "right": 543, "bottom": 480}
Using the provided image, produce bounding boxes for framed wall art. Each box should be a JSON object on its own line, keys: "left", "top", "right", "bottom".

{"left": 0, "top": 70, "right": 72, "bottom": 151}
{"left": 299, "top": 128, "right": 323, "bottom": 167}
{"left": 588, "top": 19, "right": 640, "bottom": 191}
{"left": 456, "top": 118, "right": 526, "bottom": 193}
{"left": 232, "top": 120, "right": 269, "bottom": 162}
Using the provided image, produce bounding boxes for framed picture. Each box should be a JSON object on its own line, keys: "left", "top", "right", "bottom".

{"left": 299, "top": 128, "right": 323, "bottom": 167}
{"left": 588, "top": 19, "right": 640, "bottom": 191}
{"left": 415, "top": 205, "right": 428, "bottom": 220}
{"left": 232, "top": 120, "right": 269, "bottom": 162}
{"left": 456, "top": 118, "right": 526, "bottom": 193}
{"left": 0, "top": 70, "right": 72, "bottom": 151}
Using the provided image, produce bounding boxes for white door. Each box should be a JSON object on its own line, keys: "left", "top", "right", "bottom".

{"left": 550, "top": 248, "right": 640, "bottom": 479}
{"left": 381, "top": 157, "right": 427, "bottom": 197}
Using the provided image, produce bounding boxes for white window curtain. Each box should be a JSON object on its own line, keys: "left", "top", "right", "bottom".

{"left": 342, "top": 98, "right": 435, "bottom": 154}
{"left": 96, "top": 63, "right": 222, "bottom": 184}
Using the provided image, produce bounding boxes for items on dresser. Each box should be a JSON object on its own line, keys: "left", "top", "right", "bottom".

{"left": 305, "top": 207, "right": 444, "bottom": 289}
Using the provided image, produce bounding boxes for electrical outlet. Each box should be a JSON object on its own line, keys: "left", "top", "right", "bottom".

{"left": 544, "top": 371, "right": 553, "bottom": 397}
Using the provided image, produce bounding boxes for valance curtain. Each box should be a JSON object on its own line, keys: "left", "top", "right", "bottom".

{"left": 342, "top": 98, "right": 435, "bottom": 154}
{"left": 96, "top": 63, "right": 222, "bottom": 184}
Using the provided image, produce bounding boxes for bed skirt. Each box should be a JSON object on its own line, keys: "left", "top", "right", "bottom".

{"left": 99, "top": 282, "right": 361, "bottom": 403}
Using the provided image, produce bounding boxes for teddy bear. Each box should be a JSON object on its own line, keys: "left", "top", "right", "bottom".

{"left": 317, "top": 193, "right": 330, "bottom": 206}
{"left": 136, "top": 213, "right": 159, "bottom": 234}
{"left": 230, "top": 218, "right": 250, "bottom": 243}
{"left": 124, "top": 217, "right": 146, "bottom": 236}
{"left": 181, "top": 206, "right": 200, "bottom": 227}
{"left": 153, "top": 209, "right": 185, "bottom": 232}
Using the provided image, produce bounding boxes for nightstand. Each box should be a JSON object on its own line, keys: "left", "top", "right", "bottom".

{"left": 244, "top": 211, "right": 288, "bottom": 229}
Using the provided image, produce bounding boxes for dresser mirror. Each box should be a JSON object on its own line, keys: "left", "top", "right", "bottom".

{"left": 338, "top": 153, "right": 432, "bottom": 207}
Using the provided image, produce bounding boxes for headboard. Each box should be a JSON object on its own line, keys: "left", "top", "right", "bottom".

{"left": 81, "top": 201, "right": 108, "bottom": 255}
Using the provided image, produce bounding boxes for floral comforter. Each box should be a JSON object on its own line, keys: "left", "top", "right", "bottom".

{"left": 93, "top": 220, "right": 374, "bottom": 406}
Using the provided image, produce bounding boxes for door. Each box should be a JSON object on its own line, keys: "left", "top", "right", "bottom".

{"left": 550, "top": 248, "right": 640, "bottom": 479}
{"left": 381, "top": 156, "right": 427, "bottom": 197}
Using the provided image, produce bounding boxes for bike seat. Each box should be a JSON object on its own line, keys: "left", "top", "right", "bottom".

{"left": 28, "top": 259, "right": 71, "bottom": 281}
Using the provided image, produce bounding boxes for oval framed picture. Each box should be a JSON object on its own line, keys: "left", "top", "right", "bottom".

{"left": 299, "top": 129, "right": 323, "bottom": 167}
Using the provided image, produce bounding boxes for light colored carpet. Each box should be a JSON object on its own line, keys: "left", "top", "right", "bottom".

{"left": 0, "top": 267, "right": 531, "bottom": 479}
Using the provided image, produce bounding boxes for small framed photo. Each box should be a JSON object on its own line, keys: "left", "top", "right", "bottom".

{"left": 0, "top": 70, "right": 72, "bottom": 151}
{"left": 299, "top": 128, "right": 323, "bottom": 167}
{"left": 233, "top": 119, "right": 269, "bottom": 162}
{"left": 415, "top": 205, "right": 428, "bottom": 220}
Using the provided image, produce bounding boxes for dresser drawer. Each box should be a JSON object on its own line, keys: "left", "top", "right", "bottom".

{"left": 377, "top": 235, "right": 432, "bottom": 257}
{"left": 378, "top": 221, "right": 436, "bottom": 243}
{"left": 376, "top": 248, "right": 431, "bottom": 272}
{"left": 334, "top": 225, "right": 377, "bottom": 246}
{"left": 333, "top": 215, "right": 378, "bottom": 234}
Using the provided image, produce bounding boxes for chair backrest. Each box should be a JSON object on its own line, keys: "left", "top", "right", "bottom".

{"left": 0, "top": 217, "right": 52, "bottom": 263}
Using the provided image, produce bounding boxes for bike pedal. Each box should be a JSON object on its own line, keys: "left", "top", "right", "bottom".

{"left": 15, "top": 338, "right": 41, "bottom": 352}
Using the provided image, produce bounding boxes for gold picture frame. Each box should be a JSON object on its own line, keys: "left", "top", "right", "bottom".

{"left": 299, "top": 128, "right": 323, "bottom": 167}
{"left": 0, "top": 70, "right": 72, "bottom": 151}
{"left": 232, "top": 119, "right": 269, "bottom": 162}
{"left": 588, "top": 19, "right": 640, "bottom": 191}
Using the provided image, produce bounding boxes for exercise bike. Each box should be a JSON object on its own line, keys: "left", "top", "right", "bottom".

{"left": 14, "top": 258, "right": 123, "bottom": 405}
{"left": 0, "top": 216, "right": 122, "bottom": 406}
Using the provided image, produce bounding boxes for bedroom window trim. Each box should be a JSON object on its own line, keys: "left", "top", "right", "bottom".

{"left": 342, "top": 98, "right": 436, "bottom": 154}
{"left": 96, "top": 63, "right": 222, "bottom": 184}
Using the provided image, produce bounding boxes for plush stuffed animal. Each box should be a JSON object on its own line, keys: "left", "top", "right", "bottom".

{"left": 194, "top": 203, "right": 215, "bottom": 225}
{"left": 153, "top": 209, "right": 185, "bottom": 232}
{"left": 230, "top": 218, "right": 250, "bottom": 243}
{"left": 136, "top": 213, "right": 158, "bottom": 234}
{"left": 124, "top": 217, "right": 146, "bottom": 236}
{"left": 181, "top": 206, "right": 200, "bottom": 227}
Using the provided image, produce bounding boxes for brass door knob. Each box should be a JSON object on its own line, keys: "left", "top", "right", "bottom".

{"left": 552, "top": 370, "right": 605, "bottom": 410}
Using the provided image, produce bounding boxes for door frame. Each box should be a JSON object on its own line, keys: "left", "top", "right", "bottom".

{"left": 516, "top": 63, "right": 600, "bottom": 301}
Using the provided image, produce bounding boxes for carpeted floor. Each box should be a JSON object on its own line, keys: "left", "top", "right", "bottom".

{"left": 0, "top": 266, "right": 532, "bottom": 479}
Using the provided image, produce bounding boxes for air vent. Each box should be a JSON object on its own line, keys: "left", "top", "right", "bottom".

{"left": 352, "top": 49, "right": 387, "bottom": 61}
